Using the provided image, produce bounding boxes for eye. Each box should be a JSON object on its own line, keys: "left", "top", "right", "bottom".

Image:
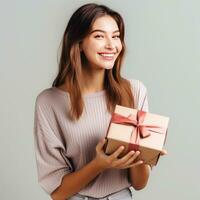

{"left": 113, "top": 35, "right": 120, "bottom": 39}
{"left": 94, "top": 34, "right": 104, "bottom": 38}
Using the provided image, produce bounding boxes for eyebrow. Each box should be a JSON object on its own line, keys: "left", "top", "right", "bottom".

{"left": 90, "top": 29, "right": 120, "bottom": 34}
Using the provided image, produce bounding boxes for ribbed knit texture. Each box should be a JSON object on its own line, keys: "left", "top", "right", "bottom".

{"left": 33, "top": 79, "right": 149, "bottom": 198}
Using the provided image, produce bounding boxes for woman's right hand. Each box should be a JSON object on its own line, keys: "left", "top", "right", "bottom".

{"left": 94, "top": 138, "right": 143, "bottom": 170}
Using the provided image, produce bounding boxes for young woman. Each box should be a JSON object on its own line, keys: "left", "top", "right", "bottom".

{"left": 34, "top": 3, "right": 166, "bottom": 200}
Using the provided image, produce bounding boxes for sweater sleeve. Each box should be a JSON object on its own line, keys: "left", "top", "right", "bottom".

{"left": 33, "top": 96, "right": 73, "bottom": 195}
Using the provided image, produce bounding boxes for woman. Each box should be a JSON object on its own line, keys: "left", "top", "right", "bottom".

{"left": 34, "top": 3, "right": 166, "bottom": 200}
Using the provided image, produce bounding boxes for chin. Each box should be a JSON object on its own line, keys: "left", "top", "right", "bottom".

{"left": 102, "top": 63, "right": 115, "bottom": 69}
{"left": 104, "top": 65, "right": 114, "bottom": 70}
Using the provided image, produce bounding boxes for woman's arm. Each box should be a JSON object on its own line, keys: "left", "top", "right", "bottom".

{"left": 128, "top": 163, "right": 151, "bottom": 190}
{"left": 51, "top": 158, "right": 103, "bottom": 200}
{"left": 128, "top": 149, "right": 167, "bottom": 190}
{"left": 51, "top": 138, "right": 144, "bottom": 200}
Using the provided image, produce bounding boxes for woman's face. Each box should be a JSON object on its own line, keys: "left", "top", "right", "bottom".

{"left": 80, "top": 15, "right": 122, "bottom": 70}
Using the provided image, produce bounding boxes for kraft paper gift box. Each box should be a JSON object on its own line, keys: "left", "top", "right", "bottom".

{"left": 104, "top": 105, "right": 169, "bottom": 166}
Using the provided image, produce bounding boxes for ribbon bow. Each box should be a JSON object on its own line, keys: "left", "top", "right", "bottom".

{"left": 111, "top": 110, "right": 166, "bottom": 151}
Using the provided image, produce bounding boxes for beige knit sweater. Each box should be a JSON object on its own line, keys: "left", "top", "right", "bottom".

{"left": 33, "top": 79, "right": 149, "bottom": 198}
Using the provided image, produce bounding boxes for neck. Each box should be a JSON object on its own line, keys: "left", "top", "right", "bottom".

{"left": 81, "top": 68, "right": 105, "bottom": 94}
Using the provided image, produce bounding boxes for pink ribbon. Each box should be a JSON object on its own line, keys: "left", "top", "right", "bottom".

{"left": 111, "top": 110, "right": 166, "bottom": 151}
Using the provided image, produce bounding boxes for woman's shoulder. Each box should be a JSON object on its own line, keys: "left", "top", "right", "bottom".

{"left": 126, "top": 78, "right": 148, "bottom": 110}
{"left": 35, "top": 87, "right": 59, "bottom": 107}
{"left": 127, "top": 78, "right": 147, "bottom": 94}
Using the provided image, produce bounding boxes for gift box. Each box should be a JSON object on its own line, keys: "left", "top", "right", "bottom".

{"left": 104, "top": 105, "right": 169, "bottom": 166}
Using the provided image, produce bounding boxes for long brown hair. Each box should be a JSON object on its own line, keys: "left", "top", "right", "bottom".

{"left": 52, "top": 3, "right": 135, "bottom": 121}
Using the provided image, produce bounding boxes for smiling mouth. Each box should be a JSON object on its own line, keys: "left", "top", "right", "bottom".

{"left": 98, "top": 53, "right": 116, "bottom": 60}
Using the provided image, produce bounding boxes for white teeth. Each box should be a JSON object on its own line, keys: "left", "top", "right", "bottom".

{"left": 99, "top": 53, "right": 115, "bottom": 57}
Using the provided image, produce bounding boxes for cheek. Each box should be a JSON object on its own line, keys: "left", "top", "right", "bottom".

{"left": 117, "top": 41, "right": 123, "bottom": 52}
{"left": 83, "top": 41, "right": 100, "bottom": 55}
{"left": 82, "top": 46, "right": 98, "bottom": 62}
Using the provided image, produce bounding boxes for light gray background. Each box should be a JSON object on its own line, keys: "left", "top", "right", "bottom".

{"left": 1, "top": 0, "right": 199, "bottom": 199}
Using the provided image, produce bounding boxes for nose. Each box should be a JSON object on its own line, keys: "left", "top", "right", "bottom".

{"left": 105, "top": 38, "right": 115, "bottom": 49}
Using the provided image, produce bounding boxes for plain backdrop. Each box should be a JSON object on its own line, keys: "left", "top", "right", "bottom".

{"left": 1, "top": 0, "right": 199, "bottom": 199}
